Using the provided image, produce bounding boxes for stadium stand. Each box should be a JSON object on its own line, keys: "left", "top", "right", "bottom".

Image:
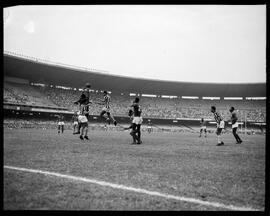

{"left": 4, "top": 83, "right": 265, "bottom": 122}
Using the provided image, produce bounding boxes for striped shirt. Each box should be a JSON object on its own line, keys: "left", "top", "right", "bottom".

{"left": 104, "top": 95, "right": 111, "bottom": 109}
{"left": 213, "top": 111, "right": 223, "bottom": 124}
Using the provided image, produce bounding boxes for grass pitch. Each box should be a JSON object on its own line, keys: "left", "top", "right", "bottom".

{"left": 3, "top": 128, "right": 265, "bottom": 210}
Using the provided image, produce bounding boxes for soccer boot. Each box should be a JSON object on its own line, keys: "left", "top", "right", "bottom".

{"left": 217, "top": 142, "right": 224, "bottom": 146}
{"left": 79, "top": 135, "right": 84, "bottom": 140}
{"left": 84, "top": 135, "right": 89, "bottom": 140}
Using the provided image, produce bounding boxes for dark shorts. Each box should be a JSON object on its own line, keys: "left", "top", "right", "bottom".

{"left": 80, "top": 122, "right": 88, "bottom": 128}
{"left": 216, "top": 128, "right": 223, "bottom": 135}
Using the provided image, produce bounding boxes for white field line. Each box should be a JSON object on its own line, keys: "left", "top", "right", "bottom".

{"left": 4, "top": 165, "right": 261, "bottom": 211}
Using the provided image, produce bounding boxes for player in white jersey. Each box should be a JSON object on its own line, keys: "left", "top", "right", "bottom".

{"left": 97, "top": 91, "right": 117, "bottom": 126}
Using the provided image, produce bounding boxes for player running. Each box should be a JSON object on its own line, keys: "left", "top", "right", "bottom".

{"left": 199, "top": 118, "right": 207, "bottom": 137}
{"left": 130, "top": 97, "right": 143, "bottom": 144}
{"left": 77, "top": 105, "right": 89, "bottom": 140}
{"left": 211, "top": 106, "right": 225, "bottom": 146}
{"left": 229, "top": 107, "right": 243, "bottom": 144}
{"left": 97, "top": 91, "right": 117, "bottom": 126}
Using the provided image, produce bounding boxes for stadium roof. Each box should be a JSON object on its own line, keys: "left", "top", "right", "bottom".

{"left": 4, "top": 53, "right": 266, "bottom": 97}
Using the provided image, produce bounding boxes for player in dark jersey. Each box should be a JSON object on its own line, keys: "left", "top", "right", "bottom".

{"left": 229, "top": 107, "right": 243, "bottom": 144}
{"left": 199, "top": 118, "right": 207, "bottom": 137}
{"left": 130, "top": 97, "right": 143, "bottom": 144}
{"left": 97, "top": 91, "right": 117, "bottom": 126}
{"left": 211, "top": 106, "right": 225, "bottom": 146}
{"left": 123, "top": 109, "right": 134, "bottom": 131}
{"left": 74, "top": 83, "right": 92, "bottom": 134}
{"left": 57, "top": 114, "right": 65, "bottom": 134}
{"left": 147, "top": 119, "right": 153, "bottom": 133}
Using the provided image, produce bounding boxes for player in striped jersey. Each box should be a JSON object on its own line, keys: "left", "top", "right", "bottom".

{"left": 229, "top": 107, "right": 243, "bottom": 144}
{"left": 97, "top": 91, "right": 117, "bottom": 126}
{"left": 211, "top": 106, "right": 225, "bottom": 146}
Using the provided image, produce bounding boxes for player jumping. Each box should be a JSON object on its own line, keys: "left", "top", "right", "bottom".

{"left": 199, "top": 118, "right": 207, "bottom": 137}
{"left": 74, "top": 83, "right": 92, "bottom": 134}
{"left": 97, "top": 91, "right": 117, "bottom": 126}
{"left": 229, "top": 107, "right": 243, "bottom": 144}
{"left": 211, "top": 106, "right": 225, "bottom": 146}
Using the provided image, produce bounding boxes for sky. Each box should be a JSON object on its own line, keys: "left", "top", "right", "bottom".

{"left": 3, "top": 5, "right": 266, "bottom": 83}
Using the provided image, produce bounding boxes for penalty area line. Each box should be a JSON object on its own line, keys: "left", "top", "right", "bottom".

{"left": 4, "top": 165, "right": 260, "bottom": 211}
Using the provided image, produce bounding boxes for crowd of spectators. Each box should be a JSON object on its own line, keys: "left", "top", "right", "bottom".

{"left": 4, "top": 82, "right": 57, "bottom": 107}
{"left": 4, "top": 82, "right": 266, "bottom": 122}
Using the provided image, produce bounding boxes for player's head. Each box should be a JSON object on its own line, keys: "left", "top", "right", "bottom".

{"left": 128, "top": 109, "right": 134, "bottom": 117}
{"left": 229, "top": 106, "right": 235, "bottom": 113}
{"left": 85, "top": 83, "right": 91, "bottom": 89}
{"left": 103, "top": 90, "right": 108, "bottom": 95}
{"left": 134, "top": 97, "right": 140, "bottom": 103}
{"left": 211, "top": 106, "right": 216, "bottom": 113}
{"left": 201, "top": 118, "right": 204, "bottom": 122}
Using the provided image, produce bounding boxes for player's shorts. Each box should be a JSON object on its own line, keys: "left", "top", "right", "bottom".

{"left": 217, "top": 120, "right": 225, "bottom": 129}
{"left": 232, "top": 122, "right": 238, "bottom": 128}
{"left": 80, "top": 122, "right": 88, "bottom": 128}
{"left": 200, "top": 126, "right": 207, "bottom": 130}
{"left": 58, "top": 122, "right": 64, "bottom": 126}
{"left": 132, "top": 116, "right": 143, "bottom": 125}
{"left": 102, "top": 107, "right": 110, "bottom": 113}
{"left": 73, "top": 121, "right": 78, "bottom": 126}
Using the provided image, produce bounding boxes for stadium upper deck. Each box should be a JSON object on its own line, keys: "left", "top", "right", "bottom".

{"left": 4, "top": 51, "right": 266, "bottom": 98}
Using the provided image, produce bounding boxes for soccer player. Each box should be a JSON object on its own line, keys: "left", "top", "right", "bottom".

{"left": 72, "top": 111, "right": 79, "bottom": 134}
{"left": 199, "top": 118, "right": 207, "bottom": 137}
{"left": 123, "top": 109, "right": 134, "bottom": 131}
{"left": 130, "top": 97, "right": 143, "bottom": 144}
{"left": 57, "top": 114, "right": 65, "bottom": 134}
{"left": 147, "top": 120, "right": 152, "bottom": 133}
{"left": 229, "top": 107, "right": 243, "bottom": 144}
{"left": 211, "top": 106, "right": 225, "bottom": 146}
{"left": 97, "top": 91, "right": 117, "bottom": 126}
{"left": 74, "top": 83, "right": 92, "bottom": 133}
{"left": 77, "top": 105, "right": 89, "bottom": 140}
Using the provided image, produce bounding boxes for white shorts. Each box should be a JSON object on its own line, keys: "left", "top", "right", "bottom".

{"left": 102, "top": 107, "right": 110, "bottom": 112}
{"left": 132, "top": 116, "right": 143, "bottom": 125}
{"left": 201, "top": 126, "right": 206, "bottom": 130}
{"left": 217, "top": 120, "right": 225, "bottom": 129}
{"left": 73, "top": 121, "right": 78, "bottom": 126}
{"left": 232, "top": 122, "right": 238, "bottom": 128}
{"left": 58, "top": 122, "right": 64, "bottom": 126}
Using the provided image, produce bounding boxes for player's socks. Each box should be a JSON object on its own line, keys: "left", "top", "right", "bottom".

{"left": 114, "top": 120, "right": 117, "bottom": 126}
